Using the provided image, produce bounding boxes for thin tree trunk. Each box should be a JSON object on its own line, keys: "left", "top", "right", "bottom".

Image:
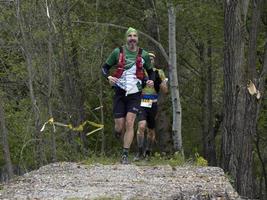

{"left": 57, "top": 3, "right": 74, "bottom": 151}
{"left": 56, "top": 0, "right": 80, "bottom": 156}
{"left": 150, "top": 0, "right": 161, "bottom": 41}
{"left": 46, "top": 0, "right": 57, "bottom": 162}
{"left": 99, "top": 43, "right": 105, "bottom": 155}
{"left": 206, "top": 35, "right": 217, "bottom": 166}
{"left": 66, "top": 0, "right": 88, "bottom": 155}
{"left": 144, "top": 0, "right": 172, "bottom": 153}
{"left": 96, "top": 0, "right": 105, "bottom": 155}
{"left": 199, "top": 34, "right": 217, "bottom": 166}
{"left": 0, "top": 95, "right": 13, "bottom": 179}
{"left": 199, "top": 42, "right": 209, "bottom": 159}
{"left": 168, "top": 2, "right": 183, "bottom": 154}
{"left": 16, "top": 0, "right": 43, "bottom": 167}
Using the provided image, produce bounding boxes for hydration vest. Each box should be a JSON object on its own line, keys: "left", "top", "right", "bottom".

{"left": 113, "top": 46, "right": 144, "bottom": 80}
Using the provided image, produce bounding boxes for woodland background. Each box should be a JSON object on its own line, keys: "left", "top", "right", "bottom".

{"left": 0, "top": 0, "right": 266, "bottom": 199}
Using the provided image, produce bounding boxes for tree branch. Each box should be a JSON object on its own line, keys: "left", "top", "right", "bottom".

{"left": 72, "top": 20, "right": 169, "bottom": 62}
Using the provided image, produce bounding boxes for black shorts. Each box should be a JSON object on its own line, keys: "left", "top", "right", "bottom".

{"left": 113, "top": 87, "right": 141, "bottom": 118}
{"left": 138, "top": 103, "right": 158, "bottom": 129}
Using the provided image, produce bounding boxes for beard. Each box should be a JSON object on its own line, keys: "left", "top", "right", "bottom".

{"left": 129, "top": 39, "right": 137, "bottom": 43}
{"left": 127, "top": 39, "right": 137, "bottom": 48}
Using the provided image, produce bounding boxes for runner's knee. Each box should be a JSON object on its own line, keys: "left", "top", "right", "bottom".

{"left": 147, "top": 129, "right": 155, "bottom": 139}
{"left": 138, "top": 123, "right": 146, "bottom": 134}
{"left": 114, "top": 121, "right": 124, "bottom": 133}
{"left": 125, "top": 118, "right": 135, "bottom": 129}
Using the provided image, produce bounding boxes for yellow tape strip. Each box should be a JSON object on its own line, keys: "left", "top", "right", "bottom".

{"left": 40, "top": 117, "right": 104, "bottom": 136}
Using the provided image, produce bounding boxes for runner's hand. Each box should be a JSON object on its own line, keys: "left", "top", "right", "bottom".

{"left": 108, "top": 76, "right": 118, "bottom": 86}
{"left": 146, "top": 80, "right": 154, "bottom": 87}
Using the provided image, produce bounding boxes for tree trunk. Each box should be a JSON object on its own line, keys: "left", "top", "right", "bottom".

{"left": 206, "top": 35, "right": 217, "bottom": 166}
{"left": 96, "top": 0, "right": 106, "bottom": 155}
{"left": 0, "top": 95, "right": 13, "bottom": 179}
{"left": 168, "top": 2, "right": 183, "bottom": 154}
{"left": 198, "top": 35, "right": 217, "bottom": 166}
{"left": 16, "top": 0, "right": 43, "bottom": 167}
{"left": 222, "top": 0, "right": 255, "bottom": 197}
{"left": 248, "top": 1, "right": 266, "bottom": 196}
{"left": 144, "top": 0, "right": 172, "bottom": 153}
{"left": 255, "top": 23, "right": 267, "bottom": 200}
{"left": 56, "top": 0, "right": 86, "bottom": 156}
{"left": 46, "top": 1, "right": 57, "bottom": 162}
{"left": 56, "top": 3, "right": 77, "bottom": 154}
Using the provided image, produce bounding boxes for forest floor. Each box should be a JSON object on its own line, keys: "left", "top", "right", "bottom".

{"left": 0, "top": 161, "right": 241, "bottom": 200}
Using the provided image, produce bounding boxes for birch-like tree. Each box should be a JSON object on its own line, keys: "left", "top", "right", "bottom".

{"left": 168, "top": 2, "right": 183, "bottom": 154}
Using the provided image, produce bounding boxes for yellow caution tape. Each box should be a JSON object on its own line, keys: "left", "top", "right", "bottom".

{"left": 40, "top": 117, "right": 104, "bottom": 136}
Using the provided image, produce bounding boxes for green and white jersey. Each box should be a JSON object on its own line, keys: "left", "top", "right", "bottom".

{"left": 106, "top": 46, "right": 151, "bottom": 95}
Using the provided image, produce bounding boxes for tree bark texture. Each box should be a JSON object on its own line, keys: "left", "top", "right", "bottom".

{"left": 46, "top": 0, "right": 57, "bottom": 162}
{"left": 198, "top": 39, "right": 217, "bottom": 166}
{"left": 168, "top": 3, "right": 183, "bottom": 154}
{"left": 255, "top": 17, "right": 267, "bottom": 200}
{"left": 222, "top": 0, "right": 260, "bottom": 197}
{"left": 206, "top": 35, "right": 217, "bottom": 166}
{"left": 96, "top": 3, "right": 106, "bottom": 154}
{"left": 0, "top": 96, "right": 13, "bottom": 179}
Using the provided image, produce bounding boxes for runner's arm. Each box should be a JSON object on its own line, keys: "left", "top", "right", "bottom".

{"left": 101, "top": 63, "right": 112, "bottom": 79}
{"left": 145, "top": 68, "right": 155, "bottom": 87}
{"left": 160, "top": 78, "right": 168, "bottom": 94}
{"left": 146, "top": 68, "right": 155, "bottom": 81}
{"left": 101, "top": 48, "right": 120, "bottom": 79}
{"left": 159, "top": 70, "right": 168, "bottom": 94}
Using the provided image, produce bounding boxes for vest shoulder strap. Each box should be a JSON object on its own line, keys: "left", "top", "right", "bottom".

{"left": 119, "top": 46, "right": 124, "bottom": 53}
{"left": 138, "top": 48, "right": 143, "bottom": 56}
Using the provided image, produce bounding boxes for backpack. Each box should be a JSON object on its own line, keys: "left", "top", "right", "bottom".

{"left": 113, "top": 46, "right": 144, "bottom": 80}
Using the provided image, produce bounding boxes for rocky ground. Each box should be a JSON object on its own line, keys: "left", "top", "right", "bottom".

{"left": 0, "top": 162, "right": 241, "bottom": 200}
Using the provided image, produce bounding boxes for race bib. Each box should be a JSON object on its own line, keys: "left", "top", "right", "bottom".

{"left": 140, "top": 99, "right": 153, "bottom": 108}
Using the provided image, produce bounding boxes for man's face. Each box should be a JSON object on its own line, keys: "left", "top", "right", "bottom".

{"left": 127, "top": 32, "right": 138, "bottom": 48}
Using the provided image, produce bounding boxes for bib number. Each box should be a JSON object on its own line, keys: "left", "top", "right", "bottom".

{"left": 140, "top": 99, "right": 153, "bottom": 108}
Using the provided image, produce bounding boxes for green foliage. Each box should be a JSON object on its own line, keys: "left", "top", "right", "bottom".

{"left": 194, "top": 153, "right": 208, "bottom": 167}
{"left": 0, "top": 3, "right": 266, "bottom": 198}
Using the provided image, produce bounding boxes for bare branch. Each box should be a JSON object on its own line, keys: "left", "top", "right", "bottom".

{"left": 72, "top": 20, "right": 169, "bottom": 62}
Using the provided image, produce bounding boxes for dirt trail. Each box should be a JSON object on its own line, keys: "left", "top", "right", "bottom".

{"left": 0, "top": 162, "right": 240, "bottom": 200}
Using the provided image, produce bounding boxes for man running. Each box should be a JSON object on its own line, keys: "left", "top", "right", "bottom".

{"left": 102, "top": 27, "right": 154, "bottom": 164}
{"left": 134, "top": 52, "right": 168, "bottom": 161}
